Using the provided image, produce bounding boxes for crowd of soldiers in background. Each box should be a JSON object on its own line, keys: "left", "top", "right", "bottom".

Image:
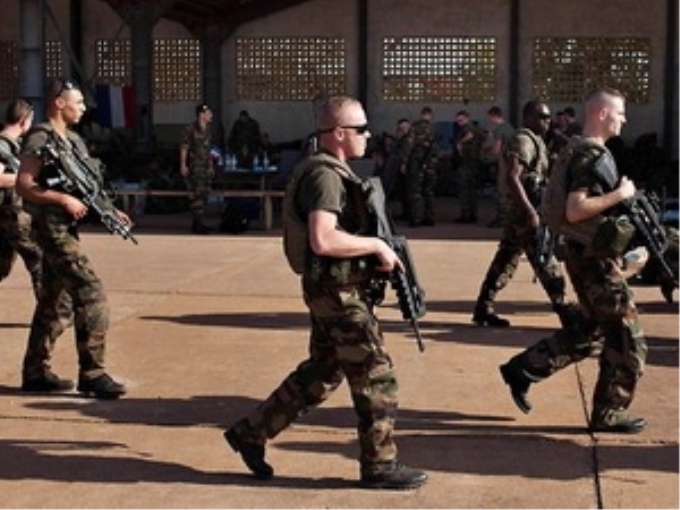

{"left": 370, "top": 104, "right": 676, "bottom": 228}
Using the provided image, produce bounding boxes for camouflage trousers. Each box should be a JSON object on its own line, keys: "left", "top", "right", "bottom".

{"left": 509, "top": 241, "right": 647, "bottom": 420}
{"left": 405, "top": 160, "right": 436, "bottom": 224}
{"left": 233, "top": 278, "right": 399, "bottom": 469}
{"left": 457, "top": 160, "right": 479, "bottom": 220}
{"left": 474, "top": 215, "right": 566, "bottom": 314}
{"left": 187, "top": 168, "right": 213, "bottom": 222}
{"left": 22, "top": 208, "right": 108, "bottom": 380}
{"left": 0, "top": 207, "right": 42, "bottom": 300}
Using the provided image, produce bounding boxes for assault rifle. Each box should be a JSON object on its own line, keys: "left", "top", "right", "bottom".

{"left": 623, "top": 191, "right": 676, "bottom": 285}
{"left": 42, "top": 141, "right": 138, "bottom": 244}
{"left": 592, "top": 155, "right": 675, "bottom": 284}
{"left": 365, "top": 177, "right": 426, "bottom": 352}
{"left": 531, "top": 222, "right": 557, "bottom": 269}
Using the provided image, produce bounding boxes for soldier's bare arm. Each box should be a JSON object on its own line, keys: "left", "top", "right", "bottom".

{"left": 308, "top": 209, "right": 402, "bottom": 272}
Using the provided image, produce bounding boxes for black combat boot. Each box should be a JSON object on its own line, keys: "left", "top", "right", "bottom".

{"left": 589, "top": 409, "right": 647, "bottom": 434}
{"left": 473, "top": 304, "right": 510, "bottom": 328}
{"left": 360, "top": 461, "right": 428, "bottom": 490}
{"left": 224, "top": 427, "right": 273, "bottom": 479}
{"left": 22, "top": 371, "right": 74, "bottom": 393}
{"left": 77, "top": 373, "right": 126, "bottom": 399}
{"left": 499, "top": 361, "right": 533, "bottom": 413}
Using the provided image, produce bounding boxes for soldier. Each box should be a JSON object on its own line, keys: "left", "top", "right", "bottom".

{"left": 379, "top": 118, "right": 411, "bottom": 218}
{"left": 227, "top": 109, "right": 262, "bottom": 167}
{"left": 403, "top": 107, "right": 438, "bottom": 227}
{"left": 472, "top": 100, "right": 574, "bottom": 328}
{"left": 180, "top": 103, "right": 215, "bottom": 234}
{"left": 0, "top": 99, "right": 42, "bottom": 297}
{"left": 453, "top": 110, "right": 483, "bottom": 223}
{"left": 499, "top": 88, "right": 648, "bottom": 433}
{"left": 224, "top": 95, "right": 427, "bottom": 490}
{"left": 16, "top": 78, "right": 127, "bottom": 399}
{"left": 483, "top": 106, "right": 516, "bottom": 228}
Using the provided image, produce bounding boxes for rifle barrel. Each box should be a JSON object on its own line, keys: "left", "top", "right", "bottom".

{"left": 411, "top": 319, "right": 425, "bottom": 352}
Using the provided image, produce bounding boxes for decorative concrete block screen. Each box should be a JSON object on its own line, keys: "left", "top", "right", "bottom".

{"left": 96, "top": 39, "right": 131, "bottom": 87}
{"left": 0, "top": 41, "right": 18, "bottom": 100}
{"left": 381, "top": 36, "right": 497, "bottom": 102}
{"left": 96, "top": 38, "right": 202, "bottom": 101}
{"left": 45, "top": 40, "right": 63, "bottom": 80}
{"left": 532, "top": 37, "right": 651, "bottom": 104}
{"left": 153, "top": 39, "right": 202, "bottom": 101}
{"left": 236, "top": 36, "right": 346, "bottom": 101}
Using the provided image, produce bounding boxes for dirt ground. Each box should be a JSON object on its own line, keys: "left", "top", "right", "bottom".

{"left": 0, "top": 197, "right": 677, "bottom": 509}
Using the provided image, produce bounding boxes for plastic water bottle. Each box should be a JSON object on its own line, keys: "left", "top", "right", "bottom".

{"left": 262, "top": 153, "right": 270, "bottom": 171}
{"left": 253, "top": 154, "right": 262, "bottom": 172}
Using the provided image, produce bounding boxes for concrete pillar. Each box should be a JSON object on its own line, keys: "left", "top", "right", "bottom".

{"left": 127, "top": 3, "right": 155, "bottom": 153}
{"left": 508, "top": 0, "right": 520, "bottom": 128}
{"left": 19, "top": 0, "right": 45, "bottom": 121}
{"left": 202, "top": 23, "right": 225, "bottom": 149}
{"left": 119, "top": 0, "right": 175, "bottom": 153}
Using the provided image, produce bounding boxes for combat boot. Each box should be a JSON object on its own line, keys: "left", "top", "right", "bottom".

{"left": 224, "top": 427, "right": 273, "bottom": 479}
{"left": 22, "top": 371, "right": 74, "bottom": 393}
{"left": 360, "top": 461, "right": 428, "bottom": 490}
{"left": 77, "top": 373, "right": 126, "bottom": 399}
{"left": 499, "top": 361, "right": 532, "bottom": 413}
{"left": 589, "top": 409, "right": 647, "bottom": 434}
{"left": 473, "top": 305, "right": 510, "bottom": 328}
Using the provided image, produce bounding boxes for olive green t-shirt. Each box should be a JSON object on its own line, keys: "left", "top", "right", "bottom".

{"left": 297, "top": 166, "right": 344, "bottom": 219}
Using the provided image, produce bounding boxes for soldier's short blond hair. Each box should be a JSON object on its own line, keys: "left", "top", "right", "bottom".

{"left": 315, "top": 95, "right": 361, "bottom": 132}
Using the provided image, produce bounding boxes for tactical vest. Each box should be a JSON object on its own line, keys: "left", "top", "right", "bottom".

{"left": 499, "top": 128, "right": 546, "bottom": 209}
{"left": 282, "top": 152, "right": 373, "bottom": 277}
{"left": 540, "top": 136, "right": 613, "bottom": 246}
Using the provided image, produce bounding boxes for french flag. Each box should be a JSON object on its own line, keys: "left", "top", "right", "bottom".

{"left": 95, "top": 84, "right": 135, "bottom": 129}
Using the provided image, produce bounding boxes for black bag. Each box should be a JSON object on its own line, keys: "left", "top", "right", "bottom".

{"left": 219, "top": 200, "right": 249, "bottom": 234}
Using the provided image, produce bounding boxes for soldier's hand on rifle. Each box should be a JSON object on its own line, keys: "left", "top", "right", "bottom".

{"left": 62, "top": 194, "right": 88, "bottom": 220}
{"left": 617, "top": 176, "right": 636, "bottom": 202}
{"left": 114, "top": 208, "right": 132, "bottom": 226}
{"left": 375, "top": 240, "right": 404, "bottom": 273}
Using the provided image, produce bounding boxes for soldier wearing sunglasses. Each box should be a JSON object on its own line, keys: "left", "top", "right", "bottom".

{"left": 224, "top": 95, "right": 427, "bottom": 490}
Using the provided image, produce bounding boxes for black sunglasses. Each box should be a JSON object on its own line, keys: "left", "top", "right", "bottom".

{"left": 55, "top": 79, "right": 78, "bottom": 98}
{"left": 317, "top": 124, "right": 370, "bottom": 135}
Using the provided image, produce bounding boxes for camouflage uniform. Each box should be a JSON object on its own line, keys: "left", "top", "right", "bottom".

{"left": 488, "top": 121, "right": 516, "bottom": 227}
{"left": 403, "top": 119, "right": 437, "bottom": 225}
{"left": 0, "top": 135, "right": 42, "bottom": 298}
{"left": 20, "top": 125, "right": 110, "bottom": 382}
{"left": 231, "top": 152, "right": 400, "bottom": 473}
{"left": 180, "top": 121, "right": 213, "bottom": 227}
{"left": 474, "top": 128, "right": 567, "bottom": 319}
{"left": 381, "top": 131, "right": 410, "bottom": 198}
{"left": 455, "top": 123, "right": 483, "bottom": 221}
{"left": 505, "top": 143, "right": 647, "bottom": 427}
